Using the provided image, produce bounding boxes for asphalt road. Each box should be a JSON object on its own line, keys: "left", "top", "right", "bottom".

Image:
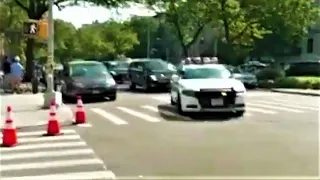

{"left": 80, "top": 87, "right": 319, "bottom": 178}
{"left": 1, "top": 86, "right": 318, "bottom": 179}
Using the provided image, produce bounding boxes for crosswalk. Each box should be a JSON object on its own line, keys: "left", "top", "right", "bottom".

{"left": 89, "top": 94, "right": 319, "bottom": 125}
{"left": 0, "top": 129, "right": 115, "bottom": 180}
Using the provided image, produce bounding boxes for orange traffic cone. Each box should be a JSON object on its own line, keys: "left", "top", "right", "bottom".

{"left": 2, "top": 106, "right": 17, "bottom": 147}
{"left": 74, "top": 96, "right": 86, "bottom": 124}
{"left": 46, "top": 99, "right": 61, "bottom": 136}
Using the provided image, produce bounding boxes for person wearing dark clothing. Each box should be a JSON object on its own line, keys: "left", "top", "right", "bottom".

{"left": 2, "top": 56, "right": 11, "bottom": 74}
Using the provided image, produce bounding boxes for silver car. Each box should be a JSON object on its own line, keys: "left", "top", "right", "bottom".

{"left": 231, "top": 68, "right": 257, "bottom": 89}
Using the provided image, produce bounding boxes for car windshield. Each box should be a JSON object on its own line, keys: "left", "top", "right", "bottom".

{"left": 113, "top": 61, "right": 129, "bottom": 69}
{"left": 182, "top": 66, "right": 231, "bottom": 79}
{"left": 146, "top": 60, "right": 168, "bottom": 70}
{"left": 69, "top": 63, "right": 110, "bottom": 78}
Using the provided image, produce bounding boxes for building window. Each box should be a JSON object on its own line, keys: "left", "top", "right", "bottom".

{"left": 307, "top": 38, "right": 313, "bottom": 53}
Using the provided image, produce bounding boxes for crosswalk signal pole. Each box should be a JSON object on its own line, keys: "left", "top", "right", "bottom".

{"left": 43, "top": 0, "right": 62, "bottom": 108}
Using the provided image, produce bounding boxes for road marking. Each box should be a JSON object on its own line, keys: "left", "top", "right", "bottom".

{"left": 0, "top": 148, "right": 94, "bottom": 161}
{"left": 0, "top": 171, "right": 116, "bottom": 180}
{"left": 0, "top": 141, "right": 87, "bottom": 152}
{"left": 253, "top": 100, "right": 319, "bottom": 111}
{"left": 152, "top": 95, "right": 169, "bottom": 103}
{"left": 0, "top": 129, "right": 76, "bottom": 139}
{"left": 19, "top": 134, "right": 81, "bottom": 143}
{"left": 0, "top": 159, "right": 103, "bottom": 172}
{"left": 117, "top": 107, "right": 161, "bottom": 122}
{"left": 91, "top": 108, "right": 128, "bottom": 125}
{"left": 246, "top": 107, "right": 277, "bottom": 114}
{"left": 247, "top": 103, "right": 303, "bottom": 113}
{"left": 141, "top": 105, "right": 192, "bottom": 120}
{"left": 270, "top": 99, "right": 319, "bottom": 109}
{"left": 77, "top": 123, "right": 92, "bottom": 127}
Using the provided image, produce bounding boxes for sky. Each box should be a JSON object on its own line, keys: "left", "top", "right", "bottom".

{"left": 53, "top": 2, "right": 156, "bottom": 28}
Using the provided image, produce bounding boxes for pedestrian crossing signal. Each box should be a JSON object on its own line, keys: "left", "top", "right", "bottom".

{"left": 23, "top": 19, "right": 48, "bottom": 40}
{"left": 23, "top": 22, "right": 38, "bottom": 35}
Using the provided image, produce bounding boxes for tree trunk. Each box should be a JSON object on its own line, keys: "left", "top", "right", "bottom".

{"left": 25, "top": 38, "right": 35, "bottom": 82}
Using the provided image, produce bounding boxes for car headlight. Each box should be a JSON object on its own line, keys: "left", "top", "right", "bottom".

{"left": 149, "top": 75, "right": 157, "bottom": 81}
{"left": 73, "top": 82, "right": 85, "bottom": 88}
{"left": 182, "top": 89, "right": 196, "bottom": 96}
{"left": 106, "top": 79, "right": 116, "bottom": 86}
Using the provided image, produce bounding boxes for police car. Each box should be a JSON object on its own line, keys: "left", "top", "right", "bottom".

{"left": 170, "top": 57, "right": 246, "bottom": 116}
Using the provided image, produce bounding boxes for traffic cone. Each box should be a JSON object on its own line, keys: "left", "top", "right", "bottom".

{"left": 46, "top": 99, "right": 61, "bottom": 136}
{"left": 2, "top": 106, "right": 17, "bottom": 147}
{"left": 74, "top": 96, "right": 86, "bottom": 124}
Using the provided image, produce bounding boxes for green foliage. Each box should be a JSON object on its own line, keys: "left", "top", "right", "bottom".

{"left": 256, "top": 67, "right": 285, "bottom": 80}
{"left": 275, "top": 76, "right": 320, "bottom": 89}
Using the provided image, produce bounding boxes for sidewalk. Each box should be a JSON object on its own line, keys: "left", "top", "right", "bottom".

{"left": 271, "top": 88, "right": 320, "bottom": 96}
{"left": 0, "top": 93, "right": 74, "bottom": 128}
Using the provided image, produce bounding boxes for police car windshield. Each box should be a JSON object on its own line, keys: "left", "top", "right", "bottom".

{"left": 182, "top": 67, "right": 231, "bottom": 79}
{"left": 147, "top": 60, "right": 168, "bottom": 70}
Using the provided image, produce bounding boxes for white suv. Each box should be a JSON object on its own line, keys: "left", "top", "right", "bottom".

{"left": 170, "top": 64, "right": 246, "bottom": 116}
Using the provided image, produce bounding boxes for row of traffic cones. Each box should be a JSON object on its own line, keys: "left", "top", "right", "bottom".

{"left": 2, "top": 96, "right": 87, "bottom": 147}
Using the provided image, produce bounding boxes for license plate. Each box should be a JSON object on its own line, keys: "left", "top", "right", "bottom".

{"left": 211, "top": 98, "right": 223, "bottom": 106}
{"left": 92, "top": 90, "right": 100, "bottom": 94}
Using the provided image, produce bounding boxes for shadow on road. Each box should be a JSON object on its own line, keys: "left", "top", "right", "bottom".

{"left": 157, "top": 104, "right": 241, "bottom": 122}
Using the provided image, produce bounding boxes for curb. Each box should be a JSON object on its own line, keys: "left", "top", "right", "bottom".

{"left": 270, "top": 89, "right": 320, "bottom": 97}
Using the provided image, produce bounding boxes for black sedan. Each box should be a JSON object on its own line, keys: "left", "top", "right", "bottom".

{"left": 103, "top": 61, "right": 130, "bottom": 84}
{"left": 59, "top": 60, "right": 117, "bottom": 101}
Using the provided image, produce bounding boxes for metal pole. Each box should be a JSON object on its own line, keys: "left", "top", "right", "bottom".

{"left": 46, "top": 0, "right": 54, "bottom": 93}
{"left": 147, "top": 24, "right": 150, "bottom": 58}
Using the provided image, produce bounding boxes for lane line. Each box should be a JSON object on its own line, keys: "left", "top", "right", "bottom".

{"left": 117, "top": 107, "right": 161, "bottom": 122}
{"left": 0, "top": 149, "right": 94, "bottom": 161}
{"left": 268, "top": 99, "right": 319, "bottom": 108}
{"left": 0, "top": 141, "right": 87, "bottom": 152}
{"left": 253, "top": 100, "right": 318, "bottom": 111}
{"left": 247, "top": 103, "right": 303, "bottom": 113}
{"left": 246, "top": 107, "right": 277, "bottom": 114}
{"left": 141, "top": 105, "right": 192, "bottom": 120}
{"left": 0, "top": 159, "right": 104, "bottom": 172}
{"left": 0, "top": 171, "right": 116, "bottom": 180}
{"left": 18, "top": 134, "right": 81, "bottom": 143}
{"left": 0, "top": 130, "right": 76, "bottom": 139}
{"left": 91, "top": 108, "right": 128, "bottom": 125}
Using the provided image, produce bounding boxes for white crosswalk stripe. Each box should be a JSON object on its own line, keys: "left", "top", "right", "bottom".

{"left": 0, "top": 129, "right": 115, "bottom": 179}
{"left": 90, "top": 94, "right": 316, "bottom": 125}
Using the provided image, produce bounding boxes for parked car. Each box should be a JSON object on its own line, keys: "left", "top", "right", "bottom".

{"left": 230, "top": 67, "right": 257, "bottom": 89}
{"left": 128, "top": 59, "right": 176, "bottom": 91}
{"left": 103, "top": 60, "right": 130, "bottom": 84}
{"left": 59, "top": 60, "right": 117, "bottom": 101}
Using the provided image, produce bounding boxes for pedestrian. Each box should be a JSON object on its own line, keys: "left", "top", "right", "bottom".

{"left": 1, "top": 55, "right": 12, "bottom": 92}
{"left": 8, "top": 56, "right": 24, "bottom": 93}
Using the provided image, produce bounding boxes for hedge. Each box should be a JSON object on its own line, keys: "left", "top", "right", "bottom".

{"left": 256, "top": 67, "right": 285, "bottom": 81}
{"left": 258, "top": 76, "right": 320, "bottom": 89}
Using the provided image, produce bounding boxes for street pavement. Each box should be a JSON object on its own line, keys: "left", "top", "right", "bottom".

{"left": 77, "top": 88, "right": 319, "bottom": 177}
{"left": 0, "top": 87, "right": 318, "bottom": 178}
{"left": 0, "top": 128, "right": 115, "bottom": 179}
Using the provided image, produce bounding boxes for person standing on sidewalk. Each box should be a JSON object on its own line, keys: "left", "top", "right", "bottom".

{"left": 1, "top": 55, "right": 12, "bottom": 92}
{"left": 9, "top": 56, "right": 24, "bottom": 93}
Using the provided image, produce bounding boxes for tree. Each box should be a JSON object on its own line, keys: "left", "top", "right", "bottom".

{"left": 102, "top": 21, "right": 139, "bottom": 57}
{"left": 11, "top": 0, "right": 136, "bottom": 81}
{"left": 53, "top": 19, "right": 78, "bottom": 62}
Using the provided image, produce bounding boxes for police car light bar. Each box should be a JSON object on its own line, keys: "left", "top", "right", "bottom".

{"left": 182, "top": 57, "right": 219, "bottom": 65}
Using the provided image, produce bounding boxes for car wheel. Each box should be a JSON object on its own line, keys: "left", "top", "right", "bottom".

{"left": 233, "top": 110, "right": 245, "bottom": 117}
{"left": 108, "top": 94, "right": 117, "bottom": 101}
{"left": 129, "top": 80, "right": 136, "bottom": 90}
{"left": 170, "top": 95, "right": 176, "bottom": 105}
{"left": 143, "top": 82, "right": 151, "bottom": 92}
{"left": 176, "top": 94, "right": 184, "bottom": 115}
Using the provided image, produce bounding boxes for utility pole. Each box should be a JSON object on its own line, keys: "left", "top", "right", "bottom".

{"left": 42, "top": 0, "right": 62, "bottom": 108}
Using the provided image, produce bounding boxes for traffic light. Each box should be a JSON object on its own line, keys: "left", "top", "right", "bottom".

{"left": 23, "top": 19, "right": 48, "bottom": 40}
{"left": 23, "top": 22, "right": 38, "bottom": 36}
{"left": 37, "top": 20, "right": 48, "bottom": 40}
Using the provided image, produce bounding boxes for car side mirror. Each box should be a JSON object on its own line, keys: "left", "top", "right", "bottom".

{"left": 171, "top": 74, "right": 180, "bottom": 82}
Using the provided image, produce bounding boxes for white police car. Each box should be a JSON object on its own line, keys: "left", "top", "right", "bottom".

{"left": 170, "top": 59, "right": 246, "bottom": 116}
